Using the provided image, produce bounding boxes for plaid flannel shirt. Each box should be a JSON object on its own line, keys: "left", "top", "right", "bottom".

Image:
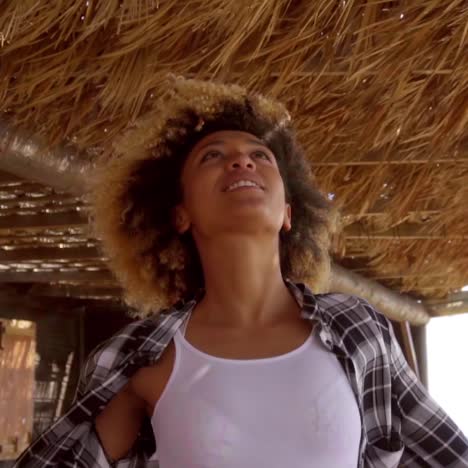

{"left": 14, "top": 279, "right": 468, "bottom": 467}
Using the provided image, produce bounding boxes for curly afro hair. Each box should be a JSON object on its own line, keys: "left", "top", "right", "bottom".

{"left": 87, "top": 96, "right": 334, "bottom": 317}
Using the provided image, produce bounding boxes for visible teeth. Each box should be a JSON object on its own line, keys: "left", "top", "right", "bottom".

{"left": 226, "top": 180, "right": 261, "bottom": 191}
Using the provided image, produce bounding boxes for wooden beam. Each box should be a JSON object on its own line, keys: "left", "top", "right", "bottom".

{"left": 425, "top": 291, "right": 468, "bottom": 304}
{"left": 29, "top": 283, "right": 122, "bottom": 299}
{"left": 311, "top": 157, "right": 467, "bottom": 167}
{"left": 406, "top": 285, "right": 466, "bottom": 292}
{"left": 0, "top": 211, "right": 87, "bottom": 232}
{"left": 349, "top": 271, "right": 455, "bottom": 280}
{"left": 0, "top": 120, "right": 89, "bottom": 195}
{"left": 4, "top": 213, "right": 454, "bottom": 243}
{"left": 0, "top": 283, "right": 130, "bottom": 322}
{"left": 0, "top": 246, "right": 101, "bottom": 262}
{"left": 0, "top": 234, "right": 87, "bottom": 243}
{"left": 427, "top": 301, "right": 468, "bottom": 316}
{"left": 0, "top": 170, "right": 24, "bottom": 185}
{"left": 0, "top": 270, "right": 113, "bottom": 283}
{"left": 0, "top": 294, "right": 44, "bottom": 315}
{"left": 199, "top": 69, "right": 468, "bottom": 79}
{"left": 0, "top": 193, "right": 81, "bottom": 208}
{"left": 330, "top": 263, "right": 430, "bottom": 325}
{"left": 344, "top": 223, "right": 468, "bottom": 240}
{"left": 0, "top": 291, "right": 121, "bottom": 319}
{"left": 343, "top": 210, "right": 440, "bottom": 221}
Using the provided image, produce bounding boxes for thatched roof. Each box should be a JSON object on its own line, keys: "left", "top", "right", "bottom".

{"left": 0, "top": 1, "right": 467, "bottom": 318}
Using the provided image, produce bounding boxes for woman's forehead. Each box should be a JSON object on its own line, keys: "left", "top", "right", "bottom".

{"left": 190, "top": 130, "right": 266, "bottom": 152}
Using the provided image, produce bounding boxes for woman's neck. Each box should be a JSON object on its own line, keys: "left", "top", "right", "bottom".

{"left": 193, "top": 235, "right": 299, "bottom": 329}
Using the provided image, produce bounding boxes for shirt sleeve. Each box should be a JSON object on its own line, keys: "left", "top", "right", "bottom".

{"left": 73, "top": 318, "right": 150, "bottom": 401}
{"left": 73, "top": 335, "right": 123, "bottom": 401}
{"left": 14, "top": 316, "right": 160, "bottom": 468}
{"left": 13, "top": 420, "right": 113, "bottom": 468}
{"left": 387, "top": 319, "right": 468, "bottom": 467}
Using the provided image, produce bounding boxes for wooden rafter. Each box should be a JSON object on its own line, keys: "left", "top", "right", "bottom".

{"left": 344, "top": 223, "right": 468, "bottom": 240}
{"left": 330, "top": 264, "right": 429, "bottom": 324}
{"left": 28, "top": 283, "right": 122, "bottom": 298}
{"left": 343, "top": 210, "right": 440, "bottom": 220}
{"left": 311, "top": 156, "right": 468, "bottom": 167}
{"left": 0, "top": 246, "right": 101, "bottom": 262}
{"left": 0, "top": 211, "right": 87, "bottom": 232}
{"left": 0, "top": 270, "right": 113, "bottom": 283}
{"left": 0, "top": 212, "right": 462, "bottom": 242}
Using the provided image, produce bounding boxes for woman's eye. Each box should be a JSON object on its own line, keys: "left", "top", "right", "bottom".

{"left": 201, "top": 151, "right": 222, "bottom": 162}
{"left": 253, "top": 151, "right": 271, "bottom": 161}
{"left": 201, "top": 149, "right": 271, "bottom": 162}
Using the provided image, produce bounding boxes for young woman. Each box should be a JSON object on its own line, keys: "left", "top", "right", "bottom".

{"left": 15, "top": 76, "right": 468, "bottom": 467}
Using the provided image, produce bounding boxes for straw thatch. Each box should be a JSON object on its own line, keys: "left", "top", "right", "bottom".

{"left": 0, "top": 0, "right": 467, "bottom": 304}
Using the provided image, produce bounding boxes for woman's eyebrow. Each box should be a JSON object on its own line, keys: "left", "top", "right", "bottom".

{"left": 197, "top": 140, "right": 225, "bottom": 152}
{"left": 197, "top": 138, "right": 267, "bottom": 152}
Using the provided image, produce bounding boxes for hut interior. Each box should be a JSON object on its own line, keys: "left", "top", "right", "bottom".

{"left": 0, "top": 0, "right": 467, "bottom": 457}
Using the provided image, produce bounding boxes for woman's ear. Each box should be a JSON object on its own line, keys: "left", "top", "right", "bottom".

{"left": 282, "top": 204, "right": 292, "bottom": 232}
{"left": 173, "top": 205, "right": 191, "bottom": 234}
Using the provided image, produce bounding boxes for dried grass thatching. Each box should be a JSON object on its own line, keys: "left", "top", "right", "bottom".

{"left": 0, "top": 0, "right": 467, "bottom": 302}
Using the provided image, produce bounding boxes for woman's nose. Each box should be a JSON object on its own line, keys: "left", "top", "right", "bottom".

{"left": 226, "top": 152, "right": 255, "bottom": 170}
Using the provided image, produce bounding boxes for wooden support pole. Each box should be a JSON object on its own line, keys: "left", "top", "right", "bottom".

{"left": 411, "top": 324, "right": 428, "bottom": 388}
{"left": 399, "top": 321, "right": 420, "bottom": 378}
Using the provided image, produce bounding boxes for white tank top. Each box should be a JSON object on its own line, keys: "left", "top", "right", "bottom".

{"left": 150, "top": 314, "right": 361, "bottom": 467}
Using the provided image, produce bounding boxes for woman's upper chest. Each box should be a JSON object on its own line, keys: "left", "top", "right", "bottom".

{"left": 134, "top": 317, "right": 315, "bottom": 413}
{"left": 184, "top": 317, "right": 314, "bottom": 360}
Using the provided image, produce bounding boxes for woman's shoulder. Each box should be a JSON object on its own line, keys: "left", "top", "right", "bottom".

{"left": 78, "top": 309, "right": 178, "bottom": 396}
{"left": 314, "top": 292, "right": 392, "bottom": 334}
{"left": 312, "top": 293, "right": 396, "bottom": 369}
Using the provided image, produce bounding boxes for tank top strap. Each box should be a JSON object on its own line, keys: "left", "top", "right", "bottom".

{"left": 179, "top": 310, "right": 192, "bottom": 337}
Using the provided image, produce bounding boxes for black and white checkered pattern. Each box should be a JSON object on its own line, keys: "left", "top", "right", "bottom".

{"left": 14, "top": 280, "right": 468, "bottom": 467}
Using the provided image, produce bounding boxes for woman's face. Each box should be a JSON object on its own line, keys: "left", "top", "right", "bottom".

{"left": 174, "top": 130, "right": 291, "bottom": 240}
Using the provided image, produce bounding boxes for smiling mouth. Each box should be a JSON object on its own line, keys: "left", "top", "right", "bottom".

{"left": 226, "top": 186, "right": 263, "bottom": 192}
{"left": 224, "top": 179, "right": 265, "bottom": 192}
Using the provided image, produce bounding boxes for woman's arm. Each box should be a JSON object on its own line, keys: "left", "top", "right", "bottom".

{"left": 94, "top": 379, "right": 147, "bottom": 463}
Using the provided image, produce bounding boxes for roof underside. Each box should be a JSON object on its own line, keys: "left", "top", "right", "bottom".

{"left": 0, "top": 1, "right": 466, "bottom": 315}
